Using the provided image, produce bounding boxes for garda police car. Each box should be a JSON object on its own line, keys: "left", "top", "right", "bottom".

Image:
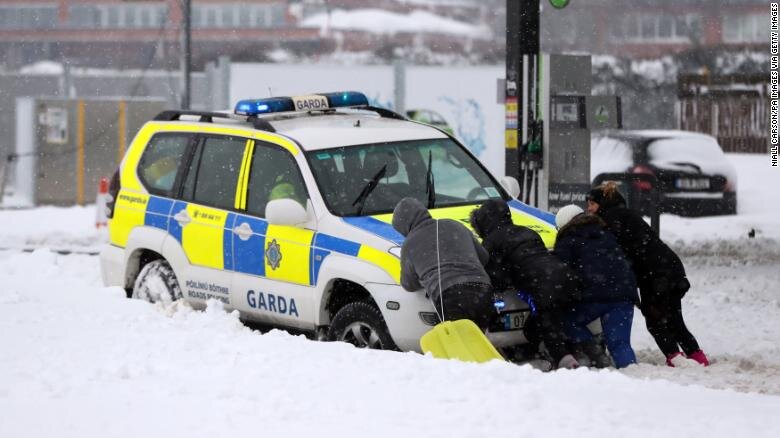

{"left": 99, "top": 91, "right": 559, "bottom": 352}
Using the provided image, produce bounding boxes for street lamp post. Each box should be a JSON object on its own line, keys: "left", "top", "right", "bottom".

{"left": 180, "top": 0, "right": 192, "bottom": 110}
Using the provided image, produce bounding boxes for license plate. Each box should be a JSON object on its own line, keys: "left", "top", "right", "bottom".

{"left": 501, "top": 311, "right": 528, "bottom": 331}
{"left": 676, "top": 178, "right": 710, "bottom": 190}
{"left": 675, "top": 178, "right": 710, "bottom": 190}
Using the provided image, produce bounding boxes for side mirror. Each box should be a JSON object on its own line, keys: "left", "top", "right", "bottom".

{"left": 265, "top": 199, "right": 308, "bottom": 227}
{"left": 500, "top": 176, "right": 521, "bottom": 199}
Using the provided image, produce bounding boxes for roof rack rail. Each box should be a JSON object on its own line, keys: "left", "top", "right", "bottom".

{"left": 359, "top": 105, "right": 407, "bottom": 121}
{"left": 153, "top": 110, "right": 275, "bottom": 133}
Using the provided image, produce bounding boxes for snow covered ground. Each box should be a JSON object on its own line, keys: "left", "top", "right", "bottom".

{"left": 1, "top": 153, "right": 779, "bottom": 437}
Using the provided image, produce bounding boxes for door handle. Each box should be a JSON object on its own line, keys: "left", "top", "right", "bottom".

{"left": 232, "top": 222, "right": 254, "bottom": 241}
{"left": 173, "top": 209, "right": 191, "bottom": 225}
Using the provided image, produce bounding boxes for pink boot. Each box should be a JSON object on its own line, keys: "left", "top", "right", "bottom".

{"left": 665, "top": 351, "right": 685, "bottom": 367}
{"left": 687, "top": 350, "right": 710, "bottom": 367}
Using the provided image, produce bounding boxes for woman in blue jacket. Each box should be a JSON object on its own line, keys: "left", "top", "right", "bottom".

{"left": 554, "top": 204, "right": 639, "bottom": 368}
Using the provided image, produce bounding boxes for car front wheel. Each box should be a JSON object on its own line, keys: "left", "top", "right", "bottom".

{"left": 327, "top": 302, "right": 398, "bottom": 350}
{"left": 132, "top": 259, "right": 183, "bottom": 305}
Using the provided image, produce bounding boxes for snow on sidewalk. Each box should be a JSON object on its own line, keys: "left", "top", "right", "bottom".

{"left": 0, "top": 249, "right": 779, "bottom": 438}
{"left": 0, "top": 205, "right": 106, "bottom": 253}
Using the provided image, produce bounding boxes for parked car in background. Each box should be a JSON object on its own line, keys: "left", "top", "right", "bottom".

{"left": 405, "top": 109, "right": 454, "bottom": 136}
{"left": 591, "top": 130, "right": 738, "bottom": 216}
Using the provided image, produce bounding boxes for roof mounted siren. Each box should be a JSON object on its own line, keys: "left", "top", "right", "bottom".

{"left": 234, "top": 91, "right": 369, "bottom": 116}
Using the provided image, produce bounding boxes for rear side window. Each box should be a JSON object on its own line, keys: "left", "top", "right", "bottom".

{"left": 182, "top": 136, "right": 246, "bottom": 210}
{"left": 138, "top": 134, "right": 191, "bottom": 196}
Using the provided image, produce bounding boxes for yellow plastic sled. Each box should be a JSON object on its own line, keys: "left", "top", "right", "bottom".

{"left": 420, "top": 319, "right": 505, "bottom": 363}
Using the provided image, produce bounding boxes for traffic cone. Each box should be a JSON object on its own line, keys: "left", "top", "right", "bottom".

{"left": 95, "top": 176, "right": 109, "bottom": 228}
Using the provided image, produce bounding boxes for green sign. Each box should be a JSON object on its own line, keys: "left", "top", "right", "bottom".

{"left": 549, "top": 0, "right": 570, "bottom": 9}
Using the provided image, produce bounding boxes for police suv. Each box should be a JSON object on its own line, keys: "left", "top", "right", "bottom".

{"left": 99, "top": 91, "right": 559, "bottom": 352}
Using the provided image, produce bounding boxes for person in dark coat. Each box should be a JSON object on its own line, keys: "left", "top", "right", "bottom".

{"left": 470, "top": 199, "right": 581, "bottom": 370}
{"left": 392, "top": 197, "right": 495, "bottom": 330}
{"left": 587, "top": 182, "right": 709, "bottom": 367}
{"left": 554, "top": 204, "right": 639, "bottom": 368}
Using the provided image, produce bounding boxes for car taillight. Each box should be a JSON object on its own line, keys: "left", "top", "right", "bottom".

{"left": 631, "top": 165, "right": 654, "bottom": 191}
{"left": 106, "top": 168, "right": 120, "bottom": 219}
{"left": 724, "top": 179, "right": 736, "bottom": 192}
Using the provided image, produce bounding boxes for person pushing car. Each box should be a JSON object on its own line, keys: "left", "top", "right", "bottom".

{"left": 392, "top": 197, "right": 495, "bottom": 330}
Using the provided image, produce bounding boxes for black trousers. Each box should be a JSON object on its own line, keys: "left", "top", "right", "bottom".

{"left": 524, "top": 310, "right": 572, "bottom": 363}
{"left": 432, "top": 282, "right": 495, "bottom": 330}
{"left": 640, "top": 292, "right": 700, "bottom": 357}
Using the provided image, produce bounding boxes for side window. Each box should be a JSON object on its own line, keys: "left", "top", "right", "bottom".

{"left": 138, "top": 134, "right": 191, "bottom": 195}
{"left": 246, "top": 143, "right": 308, "bottom": 218}
{"left": 182, "top": 136, "right": 246, "bottom": 210}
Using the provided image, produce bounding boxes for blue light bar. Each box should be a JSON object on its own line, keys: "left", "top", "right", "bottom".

{"left": 234, "top": 91, "right": 368, "bottom": 117}
{"left": 234, "top": 97, "right": 294, "bottom": 116}
{"left": 320, "top": 91, "right": 369, "bottom": 107}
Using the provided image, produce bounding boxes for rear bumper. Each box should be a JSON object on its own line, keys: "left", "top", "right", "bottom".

{"left": 99, "top": 244, "right": 126, "bottom": 287}
{"left": 637, "top": 191, "right": 736, "bottom": 217}
{"left": 660, "top": 191, "right": 736, "bottom": 216}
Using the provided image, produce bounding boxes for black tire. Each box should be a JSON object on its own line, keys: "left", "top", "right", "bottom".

{"left": 327, "top": 302, "right": 398, "bottom": 350}
{"left": 132, "top": 259, "right": 183, "bottom": 305}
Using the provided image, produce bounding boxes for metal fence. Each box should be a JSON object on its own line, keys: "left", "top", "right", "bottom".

{"left": 677, "top": 74, "right": 768, "bottom": 153}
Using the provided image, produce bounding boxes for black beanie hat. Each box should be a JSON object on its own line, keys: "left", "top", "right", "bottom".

{"left": 588, "top": 182, "right": 626, "bottom": 213}
{"left": 587, "top": 187, "right": 606, "bottom": 205}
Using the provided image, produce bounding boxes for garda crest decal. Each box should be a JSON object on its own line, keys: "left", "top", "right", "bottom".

{"left": 265, "top": 239, "right": 282, "bottom": 270}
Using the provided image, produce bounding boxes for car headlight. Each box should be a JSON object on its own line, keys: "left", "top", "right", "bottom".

{"left": 388, "top": 246, "right": 402, "bottom": 258}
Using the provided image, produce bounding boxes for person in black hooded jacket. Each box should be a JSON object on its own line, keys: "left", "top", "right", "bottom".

{"left": 554, "top": 204, "right": 638, "bottom": 368}
{"left": 470, "top": 199, "right": 581, "bottom": 370}
{"left": 587, "top": 182, "right": 709, "bottom": 367}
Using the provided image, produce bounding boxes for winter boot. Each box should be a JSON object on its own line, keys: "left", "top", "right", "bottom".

{"left": 687, "top": 350, "right": 710, "bottom": 367}
{"left": 557, "top": 354, "right": 580, "bottom": 370}
{"left": 526, "top": 358, "right": 554, "bottom": 372}
{"left": 567, "top": 342, "right": 591, "bottom": 367}
{"left": 666, "top": 351, "right": 697, "bottom": 368}
{"left": 581, "top": 340, "right": 613, "bottom": 369}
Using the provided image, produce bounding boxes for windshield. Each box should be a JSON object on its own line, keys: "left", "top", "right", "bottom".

{"left": 648, "top": 136, "right": 726, "bottom": 163}
{"left": 305, "top": 138, "right": 507, "bottom": 216}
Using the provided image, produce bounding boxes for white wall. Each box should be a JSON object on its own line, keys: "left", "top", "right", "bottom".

{"left": 230, "top": 63, "right": 505, "bottom": 176}
{"left": 405, "top": 65, "right": 504, "bottom": 174}
{"left": 11, "top": 98, "right": 35, "bottom": 207}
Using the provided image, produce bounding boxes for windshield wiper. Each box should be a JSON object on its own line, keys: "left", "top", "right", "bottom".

{"left": 426, "top": 149, "right": 435, "bottom": 209}
{"left": 352, "top": 163, "right": 387, "bottom": 216}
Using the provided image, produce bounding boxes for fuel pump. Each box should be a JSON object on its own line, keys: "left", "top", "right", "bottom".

{"left": 518, "top": 119, "right": 543, "bottom": 205}
{"left": 538, "top": 54, "right": 593, "bottom": 213}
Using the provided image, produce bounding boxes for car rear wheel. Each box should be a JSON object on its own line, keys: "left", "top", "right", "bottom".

{"left": 132, "top": 259, "right": 183, "bottom": 305}
{"left": 327, "top": 302, "right": 398, "bottom": 350}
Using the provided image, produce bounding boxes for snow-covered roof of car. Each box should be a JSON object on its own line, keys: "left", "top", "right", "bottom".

{"left": 268, "top": 112, "right": 448, "bottom": 151}
{"left": 151, "top": 108, "right": 448, "bottom": 152}
{"left": 594, "top": 129, "right": 718, "bottom": 142}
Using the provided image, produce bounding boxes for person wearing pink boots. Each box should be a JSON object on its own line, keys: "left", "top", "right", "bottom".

{"left": 587, "top": 182, "right": 709, "bottom": 367}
